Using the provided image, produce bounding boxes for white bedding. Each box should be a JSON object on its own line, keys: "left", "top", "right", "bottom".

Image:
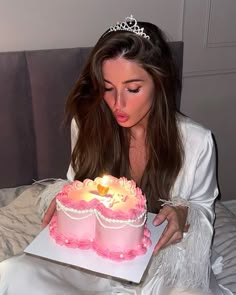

{"left": 0, "top": 184, "right": 44, "bottom": 261}
{"left": 0, "top": 185, "right": 235, "bottom": 294}
{"left": 212, "top": 201, "right": 236, "bottom": 294}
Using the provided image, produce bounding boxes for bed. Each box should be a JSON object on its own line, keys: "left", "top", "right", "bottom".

{"left": 0, "top": 44, "right": 235, "bottom": 294}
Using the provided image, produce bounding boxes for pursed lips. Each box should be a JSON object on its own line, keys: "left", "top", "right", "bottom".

{"left": 114, "top": 111, "right": 129, "bottom": 123}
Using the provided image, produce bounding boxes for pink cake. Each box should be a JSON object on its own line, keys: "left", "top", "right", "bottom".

{"left": 49, "top": 175, "right": 151, "bottom": 261}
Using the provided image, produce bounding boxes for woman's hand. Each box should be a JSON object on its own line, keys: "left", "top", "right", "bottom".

{"left": 152, "top": 205, "right": 189, "bottom": 254}
{"left": 42, "top": 198, "right": 56, "bottom": 228}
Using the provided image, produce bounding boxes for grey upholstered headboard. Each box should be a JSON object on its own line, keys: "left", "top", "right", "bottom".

{"left": 0, "top": 42, "right": 183, "bottom": 188}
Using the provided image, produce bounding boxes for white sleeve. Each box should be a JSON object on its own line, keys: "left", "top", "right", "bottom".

{"left": 66, "top": 119, "right": 79, "bottom": 181}
{"left": 188, "top": 130, "right": 218, "bottom": 223}
{"left": 148, "top": 130, "right": 219, "bottom": 293}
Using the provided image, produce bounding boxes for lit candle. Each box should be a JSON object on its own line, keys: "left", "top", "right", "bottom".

{"left": 97, "top": 175, "right": 110, "bottom": 196}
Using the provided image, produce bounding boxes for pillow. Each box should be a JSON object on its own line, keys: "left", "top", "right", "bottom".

{"left": 0, "top": 183, "right": 46, "bottom": 262}
{"left": 213, "top": 200, "right": 236, "bottom": 294}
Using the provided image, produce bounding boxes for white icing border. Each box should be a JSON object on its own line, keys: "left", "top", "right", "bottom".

{"left": 56, "top": 200, "right": 146, "bottom": 228}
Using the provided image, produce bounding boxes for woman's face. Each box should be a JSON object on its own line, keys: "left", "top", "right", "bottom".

{"left": 102, "top": 56, "right": 155, "bottom": 130}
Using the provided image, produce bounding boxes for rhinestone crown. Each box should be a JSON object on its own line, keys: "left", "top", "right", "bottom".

{"left": 108, "top": 15, "right": 150, "bottom": 40}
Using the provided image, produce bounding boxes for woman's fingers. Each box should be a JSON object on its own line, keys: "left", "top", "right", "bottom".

{"left": 153, "top": 218, "right": 182, "bottom": 253}
{"left": 153, "top": 205, "right": 188, "bottom": 253}
{"left": 183, "top": 223, "right": 190, "bottom": 232}
{"left": 42, "top": 198, "right": 56, "bottom": 228}
{"left": 154, "top": 227, "right": 183, "bottom": 253}
{"left": 152, "top": 208, "right": 167, "bottom": 226}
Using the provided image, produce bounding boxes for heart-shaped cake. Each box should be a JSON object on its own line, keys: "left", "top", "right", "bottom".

{"left": 49, "top": 175, "right": 151, "bottom": 261}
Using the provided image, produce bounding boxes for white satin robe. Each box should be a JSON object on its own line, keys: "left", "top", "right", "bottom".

{"left": 0, "top": 115, "right": 233, "bottom": 295}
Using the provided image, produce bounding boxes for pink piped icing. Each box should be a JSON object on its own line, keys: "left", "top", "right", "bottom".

{"left": 56, "top": 176, "right": 146, "bottom": 220}
{"left": 50, "top": 215, "right": 151, "bottom": 261}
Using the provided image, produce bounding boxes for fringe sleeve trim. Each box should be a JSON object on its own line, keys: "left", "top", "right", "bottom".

{"left": 148, "top": 198, "right": 213, "bottom": 293}
{"left": 36, "top": 179, "right": 70, "bottom": 220}
{"left": 159, "top": 196, "right": 190, "bottom": 208}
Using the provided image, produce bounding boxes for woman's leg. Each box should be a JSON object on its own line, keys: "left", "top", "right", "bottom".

{"left": 0, "top": 254, "right": 114, "bottom": 295}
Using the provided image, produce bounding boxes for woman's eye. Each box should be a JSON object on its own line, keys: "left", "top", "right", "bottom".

{"left": 128, "top": 87, "right": 141, "bottom": 93}
{"left": 104, "top": 87, "right": 113, "bottom": 92}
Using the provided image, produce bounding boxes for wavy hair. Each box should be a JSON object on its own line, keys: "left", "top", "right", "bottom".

{"left": 65, "top": 22, "right": 184, "bottom": 213}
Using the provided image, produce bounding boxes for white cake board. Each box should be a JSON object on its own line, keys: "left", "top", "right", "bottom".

{"left": 24, "top": 213, "right": 167, "bottom": 283}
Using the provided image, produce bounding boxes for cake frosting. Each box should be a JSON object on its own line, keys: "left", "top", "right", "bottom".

{"left": 49, "top": 175, "right": 151, "bottom": 261}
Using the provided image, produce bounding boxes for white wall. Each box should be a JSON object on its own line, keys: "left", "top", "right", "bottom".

{"left": 0, "top": 0, "right": 183, "bottom": 51}
{"left": 0, "top": 0, "right": 235, "bottom": 201}
{"left": 181, "top": 0, "right": 236, "bottom": 201}
{"left": 182, "top": 74, "right": 236, "bottom": 199}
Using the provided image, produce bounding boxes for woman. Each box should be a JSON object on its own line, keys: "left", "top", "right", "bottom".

{"left": 0, "top": 16, "right": 232, "bottom": 295}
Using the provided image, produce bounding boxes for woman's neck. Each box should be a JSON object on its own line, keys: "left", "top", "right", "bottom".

{"left": 130, "top": 124, "right": 147, "bottom": 141}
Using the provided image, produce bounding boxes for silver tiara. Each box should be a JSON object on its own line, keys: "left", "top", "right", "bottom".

{"left": 108, "top": 15, "right": 150, "bottom": 40}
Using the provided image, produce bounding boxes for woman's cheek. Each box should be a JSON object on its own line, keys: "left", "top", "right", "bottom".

{"left": 103, "top": 96, "right": 113, "bottom": 109}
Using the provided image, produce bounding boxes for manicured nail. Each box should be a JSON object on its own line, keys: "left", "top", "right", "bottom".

{"left": 152, "top": 217, "right": 159, "bottom": 226}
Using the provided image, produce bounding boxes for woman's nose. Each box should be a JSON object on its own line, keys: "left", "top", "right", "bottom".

{"left": 114, "top": 91, "right": 125, "bottom": 108}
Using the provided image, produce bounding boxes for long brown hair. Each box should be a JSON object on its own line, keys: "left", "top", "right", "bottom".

{"left": 65, "top": 22, "right": 184, "bottom": 213}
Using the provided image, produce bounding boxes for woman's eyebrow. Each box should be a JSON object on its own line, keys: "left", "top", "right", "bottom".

{"left": 123, "top": 79, "right": 144, "bottom": 84}
{"left": 104, "top": 78, "right": 144, "bottom": 84}
{"left": 104, "top": 79, "right": 112, "bottom": 84}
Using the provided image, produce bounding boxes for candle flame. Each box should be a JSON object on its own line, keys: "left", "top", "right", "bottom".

{"left": 97, "top": 175, "right": 110, "bottom": 196}
{"left": 101, "top": 175, "right": 109, "bottom": 185}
